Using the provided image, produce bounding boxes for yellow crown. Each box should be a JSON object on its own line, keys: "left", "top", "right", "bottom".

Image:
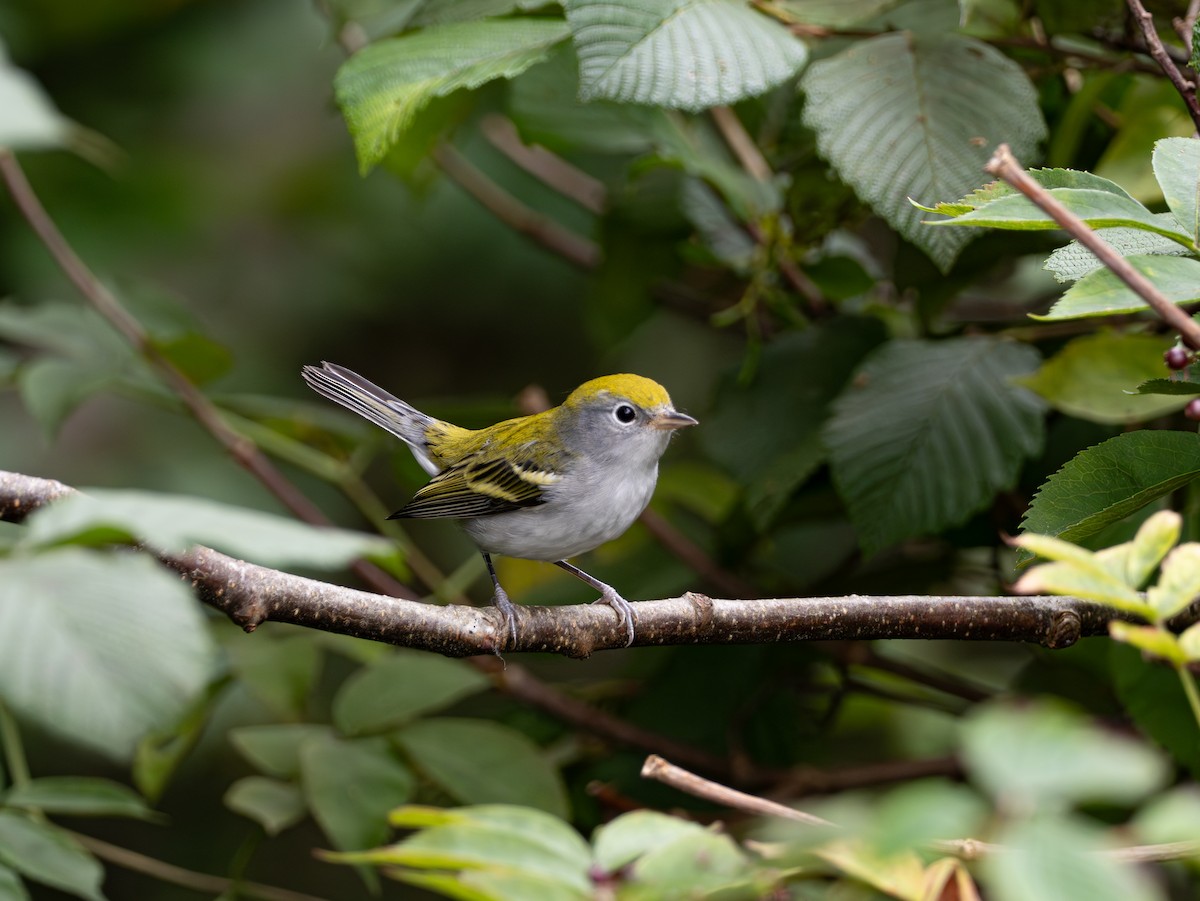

{"left": 565, "top": 374, "right": 674, "bottom": 410}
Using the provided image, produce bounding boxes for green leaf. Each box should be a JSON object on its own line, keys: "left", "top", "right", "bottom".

{"left": 389, "top": 805, "right": 593, "bottom": 868}
{"left": 1020, "top": 431, "right": 1200, "bottom": 550}
{"left": 932, "top": 189, "right": 1197, "bottom": 251}
{"left": 17, "top": 358, "right": 119, "bottom": 441}
{"left": 1012, "top": 560, "right": 1155, "bottom": 618}
{"left": 0, "top": 549, "right": 215, "bottom": 761}
{"left": 825, "top": 337, "right": 1045, "bottom": 554}
{"left": 1019, "top": 331, "right": 1186, "bottom": 424}
{"left": 1108, "top": 622, "right": 1186, "bottom": 664}
{"left": 300, "top": 733, "right": 415, "bottom": 851}
{"left": 1044, "top": 219, "right": 1190, "bottom": 283}
{"left": 24, "top": 489, "right": 392, "bottom": 571}
{"left": 1134, "top": 378, "right": 1200, "bottom": 396}
{"left": 961, "top": 701, "right": 1168, "bottom": 806}
{"left": 334, "top": 19, "right": 568, "bottom": 173}
{"left": 2, "top": 778, "right": 158, "bottom": 821}
{"left": 983, "top": 816, "right": 1158, "bottom": 901}
{"left": 1133, "top": 784, "right": 1200, "bottom": 844}
{"left": 1102, "top": 509, "right": 1182, "bottom": 589}
{"left": 865, "top": 780, "right": 988, "bottom": 858}
{"left": 133, "top": 679, "right": 225, "bottom": 803}
{"left": 592, "top": 810, "right": 707, "bottom": 872}
{"left": 0, "top": 812, "right": 105, "bottom": 901}
{"left": 394, "top": 718, "right": 569, "bottom": 817}
{"left": 0, "top": 864, "right": 29, "bottom": 901}
{"left": 224, "top": 777, "right": 306, "bottom": 837}
{"left": 0, "top": 38, "right": 70, "bottom": 150}
{"left": 333, "top": 651, "right": 489, "bottom": 736}
{"left": 230, "top": 724, "right": 330, "bottom": 779}
{"left": 565, "top": 0, "right": 807, "bottom": 110}
{"left": 395, "top": 869, "right": 588, "bottom": 901}
{"left": 227, "top": 635, "right": 322, "bottom": 719}
{"left": 1035, "top": 255, "right": 1200, "bottom": 321}
{"left": 631, "top": 829, "right": 750, "bottom": 890}
{"left": 933, "top": 168, "right": 1136, "bottom": 215}
{"left": 802, "top": 32, "right": 1046, "bottom": 270}
{"left": 1146, "top": 542, "right": 1200, "bottom": 620}
{"left": 1181, "top": 621, "right": 1200, "bottom": 661}
{"left": 1153, "top": 136, "right": 1200, "bottom": 245}
{"left": 1111, "top": 642, "right": 1200, "bottom": 777}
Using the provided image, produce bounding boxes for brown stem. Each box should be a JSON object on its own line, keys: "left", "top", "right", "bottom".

{"left": 985, "top": 144, "right": 1200, "bottom": 350}
{"left": 480, "top": 115, "right": 607, "bottom": 215}
{"left": 1126, "top": 0, "right": 1200, "bottom": 131}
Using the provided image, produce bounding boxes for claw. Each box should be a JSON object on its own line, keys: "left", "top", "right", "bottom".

{"left": 594, "top": 587, "right": 636, "bottom": 647}
{"left": 491, "top": 585, "right": 519, "bottom": 653}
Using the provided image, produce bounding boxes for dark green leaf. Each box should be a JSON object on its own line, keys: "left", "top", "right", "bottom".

{"left": 227, "top": 635, "right": 322, "bottom": 719}
{"left": 299, "top": 733, "right": 415, "bottom": 851}
{"left": 224, "top": 777, "right": 306, "bottom": 836}
{"left": 1034, "top": 255, "right": 1200, "bottom": 321}
{"left": 1111, "top": 642, "right": 1200, "bottom": 777}
{"left": 803, "top": 32, "right": 1046, "bottom": 269}
{"left": 17, "top": 358, "right": 118, "bottom": 441}
{"left": 394, "top": 718, "right": 568, "bottom": 817}
{"left": 0, "top": 812, "right": 105, "bottom": 901}
{"left": 1134, "top": 378, "right": 1200, "bottom": 397}
{"left": 865, "top": 780, "right": 989, "bottom": 858}
{"left": 229, "top": 724, "right": 330, "bottom": 779}
{"left": 1020, "top": 431, "right": 1200, "bottom": 550}
{"left": 1153, "top": 137, "right": 1200, "bottom": 245}
{"left": 825, "top": 337, "right": 1045, "bottom": 554}
{"left": 0, "top": 549, "right": 215, "bottom": 761}
{"left": 1019, "top": 331, "right": 1185, "bottom": 424}
{"left": 333, "top": 651, "right": 489, "bottom": 736}
{"left": 3, "top": 778, "right": 158, "bottom": 821}
{"left": 335, "top": 19, "right": 568, "bottom": 173}
{"left": 24, "top": 489, "right": 392, "bottom": 570}
{"left": 0, "top": 863, "right": 28, "bottom": 901}
{"left": 134, "top": 678, "right": 226, "bottom": 803}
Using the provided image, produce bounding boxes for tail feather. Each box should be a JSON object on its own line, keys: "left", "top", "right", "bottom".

{"left": 301, "top": 362, "right": 438, "bottom": 473}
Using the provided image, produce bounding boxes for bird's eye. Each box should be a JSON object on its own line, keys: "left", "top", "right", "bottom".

{"left": 614, "top": 403, "right": 637, "bottom": 424}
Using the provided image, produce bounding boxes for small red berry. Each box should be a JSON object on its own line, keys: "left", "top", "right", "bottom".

{"left": 1186, "top": 398, "right": 1200, "bottom": 421}
{"left": 1166, "top": 347, "right": 1192, "bottom": 370}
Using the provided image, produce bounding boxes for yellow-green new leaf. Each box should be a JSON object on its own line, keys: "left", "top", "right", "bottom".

{"left": 1013, "top": 561, "right": 1154, "bottom": 619}
{"left": 335, "top": 19, "right": 568, "bottom": 174}
{"left": 1095, "top": 509, "right": 1181, "bottom": 589}
{"left": 1147, "top": 543, "right": 1200, "bottom": 620}
{"left": 1179, "top": 621, "right": 1200, "bottom": 661}
{"left": 1109, "top": 622, "right": 1186, "bottom": 665}
{"left": 1012, "top": 532, "right": 1104, "bottom": 568}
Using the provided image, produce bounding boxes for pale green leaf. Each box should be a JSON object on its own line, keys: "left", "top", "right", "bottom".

{"left": 565, "top": 0, "right": 807, "bottom": 110}
{"left": 230, "top": 724, "right": 329, "bottom": 779}
{"left": 335, "top": 19, "right": 568, "bottom": 173}
{"left": 1012, "top": 560, "right": 1154, "bottom": 618}
{"left": 825, "top": 337, "right": 1045, "bottom": 554}
{"left": 1035, "top": 255, "right": 1200, "bottom": 321}
{"left": 1019, "top": 331, "right": 1185, "bottom": 424}
{"left": 224, "top": 777, "right": 306, "bottom": 836}
{"left": 775, "top": 0, "right": 903, "bottom": 27}
{"left": 1098, "top": 509, "right": 1182, "bottom": 588}
{"left": 3, "top": 777, "right": 158, "bottom": 821}
{"left": 0, "top": 39, "right": 70, "bottom": 151}
{"left": 1147, "top": 542, "right": 1200, "bottom": 620}
{"left": 1044, "top": 219, "right": 1191, "bottom": 283}
{"left": 333, "top": 651, "right": 489, "bottom": 736}
{"left": 24, "top": 488, "right": 391, "bottom": 571}
{"left": 1152, "top": 136, "right": 1200, "bottom": 245}
{"left": 389, "top": 805, "right": 593, "bottom": 869}
{"left": 631, "top": 829, "right": 750, "bottom": 890}
{"left": 396, "top": 869, "right": 589, "bottom": 901}
{"left": 865, "top": 780, "right": 989, "bottom": 858}
{"left": 962, "top": 701, "right": 1169, "bottom": 806}
{"left": 0, "top": 549, "right": 215, "bottom": 761}
{"left": 803, "top": 32, "right": 1046, "bottom": 270}
{"left": 933, "top": 189, "right": 1197, "bottom": 251}
{"left": 1109, "top": 622, "right": 1186, "bottom": 664}
{"left": 1011, "top": 532, "right": 1106, "bottom": 567}
{"left": 1132, "top": 784, "right": 1200, "bottom": 844}
{"left": 394, "top": 718, "right": 569, "bottom": 817}
{"left": 1181, "top": 621, "right": 1200, "bottom": 661}
{"left": 1021, "top": 432, "right": 1200, "bottom": 550}
{"left": 932, "top": 168, "right": 1135, "bottom": 216}
{"left": 592, "top": 810, "right": 708, "bottom": 872}
{"left": 0, "top": 812, "right": 105, "bottom": 901}
{"left": 0, "top": 864, "right": 28, "bottom": 901}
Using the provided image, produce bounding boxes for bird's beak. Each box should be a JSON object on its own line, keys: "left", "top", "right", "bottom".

{"left": 651, "top": 409, "right": 699, "bottom": 431}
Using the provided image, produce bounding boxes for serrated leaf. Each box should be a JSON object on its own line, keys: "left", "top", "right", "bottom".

{"left": 2, "top": 778, "right": 158, "bottom": 821}
{"left": 1019, "top": 331, "right": 1185, "bottom": 424}
{"left": 1153, "top": 137, "right": 1200, "bottom": 245}
{"left": 24, "top": 488, "right": 391, "bottom": 571}
{"left": 1021, "top": 431, "right": 1200, "bottom": 551}
{"left": 1134, "top": 378, "right": 1200, "bottom": 396}
{"left": 936, "top": 168, "right": 1136, "bottom": 215}
{"left": 394, "top": 718, "right": 569, "bottom": 817}
{"left": 932, "top": 189, "right": 1197, "bottom": 250}
{"left": 0, "top": 549, "right": 215, "bottom": 761}
{"left": 824, "top": 337, "right": 1045, "bottom": 554}
{"left": 1045, "top": 219, "right": 1190, "bottom": 283}
{"left": 0, "top": 812, "right": 105, "bottom": 901}
{"left": 1109, "top": 622, "right": 1186, "bottom": 664}
{"left": 565, "top": 0, "right": 807, "bottom": 110}
{"left": 1035, "top": 255, "right": 1200, "bottom": 321}
{"left": 803, "top": 32, "right": 1045, "bottom": 270}
{"left": 335, "top": 19, "right": 568, "bottom": 173}
{"left": 224, "top": 777, "right": 306, "bottom": 836}
{"left": 333, "top": 651, "right": 489, "bottom": 736}
{"left": 1147, "top": 542, "right": 1200, "bottom": 620}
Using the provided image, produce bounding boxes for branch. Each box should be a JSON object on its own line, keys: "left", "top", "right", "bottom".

{"left": 985, "top": 144, "right": 1200, "bottom": 350}
{"left": 1126, "top": 0, "right": 1200, "bottom": 132}
{"left": 479, "top": 115, "right": 607, "bottom": 215}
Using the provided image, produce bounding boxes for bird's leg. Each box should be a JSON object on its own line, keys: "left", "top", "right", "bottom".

{"left": 555, "top": 561, "right": 636, "bottom": 647}
{"left": 483, "top": 553, "right": 518, "bottom": 652}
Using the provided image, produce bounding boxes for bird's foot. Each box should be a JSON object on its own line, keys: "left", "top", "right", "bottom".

{"left": 491, "top": 585, "right": 519, "bottom": 653}
{"left": 593, "top": 587, "right": 636, "bottom": 647}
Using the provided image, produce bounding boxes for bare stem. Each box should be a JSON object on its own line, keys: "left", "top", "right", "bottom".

{"left": 480, "top": 115, "right": 607, "bottom": 215}
{"left": 1127, "top": 0, "right": 1200, "bottom": 132}
{"left": 985, "top": 144, "right": 1200, "bottom": 350}
{"left": 0, "top": 701, "right": 31, "bottom": 788}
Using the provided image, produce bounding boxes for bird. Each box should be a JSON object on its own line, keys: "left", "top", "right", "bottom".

{"left": 301, "top": 362, "right": 697, "bottom": 649}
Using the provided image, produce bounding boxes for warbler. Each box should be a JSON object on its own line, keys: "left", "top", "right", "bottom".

{"left": 302, "top": 362, "right": 697, "bottom": 649}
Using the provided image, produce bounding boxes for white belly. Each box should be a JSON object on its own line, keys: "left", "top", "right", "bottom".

{"left": 462, "top": 464, "right": 658, "bottom": 561}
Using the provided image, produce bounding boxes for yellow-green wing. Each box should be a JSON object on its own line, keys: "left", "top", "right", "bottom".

{"left": 390, "top": 455, "right": 562, "bottom": 520}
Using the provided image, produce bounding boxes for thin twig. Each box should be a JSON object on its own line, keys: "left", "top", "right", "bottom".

{"left": 0, "top": 150, "right": 414, "bottom": 600}
{"left": 71, "top": 832, "right": 331, "bottom": 901}
{"left": 709, "top": 106, "right": 773, "bottom": 183}
{"left": 985, "top": 144, "right": 1200, "bottom": 350}
{"left": 1126, "top": 0, "right": 1200, "bottom": 132}
{"left": 479, "top": 115, "right": 607, "bottom": 215}
{"left": 642, "top": 754, "right": 834, "bottom": 827}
